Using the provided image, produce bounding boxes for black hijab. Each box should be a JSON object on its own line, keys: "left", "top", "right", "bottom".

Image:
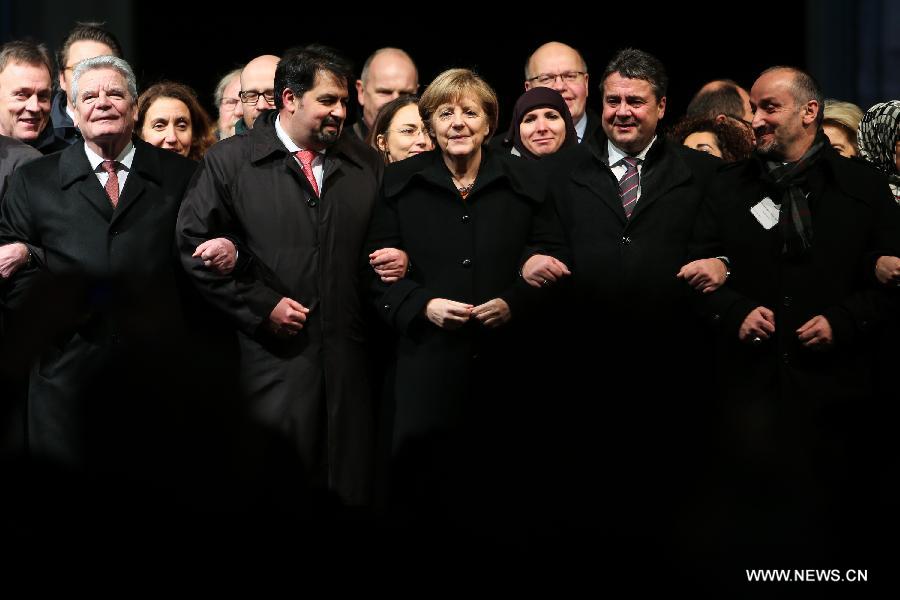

{"left": 504, "top": 88, "right": 578, "bottom": 160}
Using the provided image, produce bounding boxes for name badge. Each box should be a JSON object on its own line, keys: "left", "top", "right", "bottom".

{"left": 751, "top": 197, "right": 780, "bottom": 230}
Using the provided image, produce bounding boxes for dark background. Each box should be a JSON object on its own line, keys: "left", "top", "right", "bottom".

{"left": 1, "top": 0, "right": 898, "bottom": 131}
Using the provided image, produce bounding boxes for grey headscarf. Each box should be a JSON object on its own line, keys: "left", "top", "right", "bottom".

{"left": 858, "top": 100, "right": 900, "bottom": 204}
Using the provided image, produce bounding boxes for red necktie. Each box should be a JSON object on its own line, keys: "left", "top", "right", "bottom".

{"left": 101, "top": 160, "right": 120, "bottom": 207}
{"left": 295, "top": 149, "right": 319, "bottom": 196}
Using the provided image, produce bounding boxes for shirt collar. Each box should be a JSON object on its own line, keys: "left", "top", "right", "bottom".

{"left": 608, "top": 135, "right": 657, "bottom": 166}
{"left": 574, "top": 112, "right": 587, "bottom": 142}
{"left": 84, "top": 140, "right": 135, "bottom": 171}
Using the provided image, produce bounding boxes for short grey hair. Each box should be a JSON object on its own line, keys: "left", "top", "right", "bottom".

{"left": 602, "top": 48, "right": 668, "bottom": 101}
{"left": 213, "top": 67, "right": 242, "bottom": 107}
{"left": 70, "top": 55, "right": 138, "bottom": 107}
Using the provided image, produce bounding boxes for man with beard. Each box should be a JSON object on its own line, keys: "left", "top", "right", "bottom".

{"left": 687, "top": 66, "right": 900, "bottom": 565}
{"left": 177, "top": 45, "right": 383, "bottom": 506}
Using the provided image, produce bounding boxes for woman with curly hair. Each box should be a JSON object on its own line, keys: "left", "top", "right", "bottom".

{"left": 137, "top": 81, "right": 215, "bottom": 161}
{"left": 669, "top": 115, "right": 753, "bottom": 162}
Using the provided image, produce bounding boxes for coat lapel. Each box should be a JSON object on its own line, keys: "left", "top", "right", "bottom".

{"left": 628, "top": 138, "right": 691, "bottom": 223}
{"left": 574, "top": 136, "right": 627, "bottom": 225}
{"left": 58, "top": 142, "right": 115, "bottom": 220}
{"left": 111, "top": 139, "right": 160, "bottom": 227}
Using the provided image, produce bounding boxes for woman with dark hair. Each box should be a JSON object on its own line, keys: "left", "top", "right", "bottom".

{"left": 503, "top": 87, "right": 577, "bottom": 159}
{"left": 137, "top": 81, "right": 215, "bottom": 161}
{"left": 669, "top": 115, "right": 753, "bottom": 162}
{"left": 366, "top": 95, "right": 432, "bottom": 164}
{"left": 365, "top": 69, "right": 546, "bottom": 524}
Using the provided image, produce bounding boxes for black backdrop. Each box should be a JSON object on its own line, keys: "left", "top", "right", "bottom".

{"left": 129, "top": 3, "right": 806, "bottom": 132}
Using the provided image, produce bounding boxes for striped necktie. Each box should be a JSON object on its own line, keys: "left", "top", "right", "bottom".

{"left": 618, "top": 156, "right": 641, "bottom": 218}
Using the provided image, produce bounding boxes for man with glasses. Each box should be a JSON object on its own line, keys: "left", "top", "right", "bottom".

{"left": 523, "top": 41, "right": 598, "bottom": 143}
{"left": 212, "top": 67, "right": 244, "bottom": 140}
{"left": 687, "top": 79, "right": 755, "bottom": 142}
{"left": 237, "top": 54, "right": 279, "bottom": 131}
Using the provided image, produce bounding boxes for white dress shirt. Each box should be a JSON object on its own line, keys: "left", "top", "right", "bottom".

{"left": 276, "top": 114, "right": 325, "bottom": 193}
{"left": 84, "top": 141, "right": 135, "bottom": 195}
{"left": 608, "top": 136, "right": 657, "bottom": 201}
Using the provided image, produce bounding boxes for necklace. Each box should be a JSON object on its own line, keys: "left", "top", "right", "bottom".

{"left": 452, "top": 175, "right": 476, "bottom": 197}
{"left": 456, "top": 182, "right": 475, "bottom": 195}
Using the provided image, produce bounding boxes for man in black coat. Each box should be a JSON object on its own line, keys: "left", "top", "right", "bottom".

{"left": 522, "top": 49, "right": 721, "bottom": 561}
{"left": 688, "top": 67, "right": 900, "bottom": 565}
{"left": 491, "top": 41, "right": 600, "bottom": 154}
{"left": 0, "top": 55, "right": 196, "bottom": 471}
{"left": 177, "top": 45, "right": 383, "bottom": 506}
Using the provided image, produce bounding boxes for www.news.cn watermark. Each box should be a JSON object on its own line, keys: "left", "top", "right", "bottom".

{"left": 746, "top": 569, "right": 868, "bottom": 583}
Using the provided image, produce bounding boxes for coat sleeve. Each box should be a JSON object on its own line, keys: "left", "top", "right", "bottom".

{"left": 525, "top": 184, "right": 574, "bottom": 267}
{"left": 687, "top": 189, "right": 760, "bottom": 339}
{"left": 0, "top": 168, "right": 44, "bottom": 309}
{"left": 176, "top": 153, "right": 282, "bottom": 337}
{"left": 822, "top": 186, "right": 900, "bottom": 347}
{"left": 363, "top": 187, "right": 435, "bottom": 335}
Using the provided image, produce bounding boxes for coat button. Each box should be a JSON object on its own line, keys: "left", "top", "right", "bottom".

{"left": 461, "top": 214, "right": 470, "bottom": 223}
{"left": 622, "top": 236, "right": 631, "bottom": 245}
{"left": 383, "top": 304, "right": 390, "bottom": 311}
{"left": 307, "top": 199, "right": 318, "bottom": 208}
{"left": 462, "top": 258, "right": 472, "bottom": 268}
{"left": 711, "top": 313, "right": 721, "bottom": 322}
{"left": 782, "top": 352, "right": 790, "bottom": 365}
{"left": 783, "top": 296, "right": 792, "bottom": 307}
{"left": 110, "top": 230, "right": 119, "bottom": 237}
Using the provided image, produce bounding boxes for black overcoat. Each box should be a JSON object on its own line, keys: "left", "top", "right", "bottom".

{"left": 0, "top": 137, "right": 197, "bottom": 468}
{"left": 366, "top": 148, "right": 544, "bottom": 444}
{"left": 176, "top": 111, "right": 383, "bottom": 505}
{"left": 689, "top": 150, "right": 900, "bottom": 444}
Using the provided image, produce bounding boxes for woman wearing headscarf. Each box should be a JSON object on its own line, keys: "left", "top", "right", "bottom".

{"left": 502, "top": 87, "right": 577, "bottom": 159}
{"left": 858, "top": 100, "right": 900, "bottom": 205}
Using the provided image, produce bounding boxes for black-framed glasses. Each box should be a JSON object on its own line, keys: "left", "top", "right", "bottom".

{"left": 727, "top": 114, "right": 754, "bottom": 129}
{"left": 239, "top": 89, "right": 275, "bottom": 104}
{"left": 527, "top": 71, "right": 587, "bottom": 86}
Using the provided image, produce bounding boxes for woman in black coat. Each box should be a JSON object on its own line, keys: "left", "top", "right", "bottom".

{"left": 365, "top": 69, "right": 546, "bottom": 526}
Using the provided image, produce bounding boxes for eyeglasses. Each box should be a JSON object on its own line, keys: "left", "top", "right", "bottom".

{"left": 392, "top": 126, "right": 429, "bottom": 137}
{"left": 239, "top": 90, "right": 275, "bottom": 104}
{"left": 722, "top": 113, "right": 753, "bottom": 129}
{"left": 527, "top": 71, "right": 587, "bottom": 86}
{"left": 220, "top": 98, "right": 240, "bottom": 108}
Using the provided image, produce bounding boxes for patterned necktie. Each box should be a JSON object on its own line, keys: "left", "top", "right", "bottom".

{"left": 618, "top": 156, "right": 641, "bottom": 218}
{"left": 101, "top": 160, "right": 120, "bottom": 207}
{"left": 295, "top": 149, "right": 319, "bottom": 196}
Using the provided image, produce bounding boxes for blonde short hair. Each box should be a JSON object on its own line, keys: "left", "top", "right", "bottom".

{"left": 823, "top": 99, "right": 864, "bottom": 147}
{"left": 418, "top": 68, "right": 498, "bottom": 142}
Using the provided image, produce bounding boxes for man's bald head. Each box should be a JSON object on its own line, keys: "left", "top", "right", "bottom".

{"left": 240, "top": 54, "right": 279, "bottom": 128}
{"left": 524, "top": 41, "right": 589, "bottom": 123}
{"left": 692, "top": 79, "right": 753, "bottom": 124}
{"left": 356, "top": 48, "right": 418, "bottom": 130}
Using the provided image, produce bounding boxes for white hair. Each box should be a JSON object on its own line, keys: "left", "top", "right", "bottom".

{"left": 70, "top": 55, "right": 138, "bottom": 107}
